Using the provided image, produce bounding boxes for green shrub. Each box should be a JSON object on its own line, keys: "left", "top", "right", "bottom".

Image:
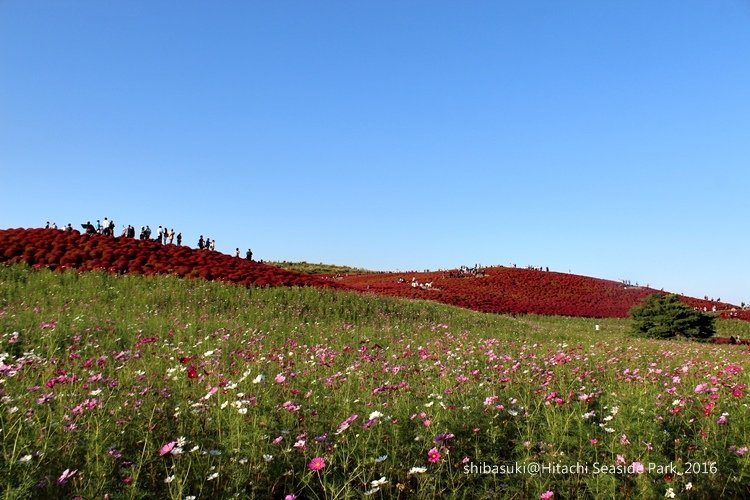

{"left": 629, "top": 293, "right": 715, "bottom": 340}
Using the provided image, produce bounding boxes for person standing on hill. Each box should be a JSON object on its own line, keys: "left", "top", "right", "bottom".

{"left": 235, "top": 248, "right": 240, "bottom": 258}
{"left": 246, "top": 248, "right": 253, "bottom": 261}
{"left": 176, "top": 233, "right": 182, "bottom": 245}
{"left": 198, "top": 236, "right": 204, "bottom": 249}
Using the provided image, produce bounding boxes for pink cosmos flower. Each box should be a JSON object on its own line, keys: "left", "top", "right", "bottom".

{"left": 282, "top": 401, "right": 300, "bottom": 412}
{"left": 275, "top": 373, "right": 286, "bottom": 384}
{"left": 308, "top": 456, "right": 326, "bottom": 471}
{"left": 57, "top": 468, "right": 77, "bottom": 486}
{"left": 631, "top": 462, "right": 645, "bottom": 474}
{"left": 37, "top": 393, "right": 54, "bottom": 405}
{"left": 159, "top": 441, "right": 176, "bottom": 456}
{"left": 540, "top": 491, "right": 554, "bottom": 500}
{"left": 427, "top": 447, "right": 441, "bottom": 463}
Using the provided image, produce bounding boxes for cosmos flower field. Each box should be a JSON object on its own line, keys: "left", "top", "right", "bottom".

{"left": 2, "top": 263, "right": 750, "bottom": 499}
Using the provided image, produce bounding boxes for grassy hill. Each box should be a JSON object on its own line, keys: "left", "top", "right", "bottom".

{"left": 1, "top": 263, "right": 750, "bottom": 498}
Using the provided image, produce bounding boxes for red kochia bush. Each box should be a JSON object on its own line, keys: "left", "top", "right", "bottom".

{"left": 334, "top": 267, "right": 741, "bottom": 320}
{"left": 0, "top": 228, "right": 334, "bottom": 289}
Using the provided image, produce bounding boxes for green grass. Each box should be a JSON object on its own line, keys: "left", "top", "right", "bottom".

{"left": 1, "top": 263, "right": 749, "bottom": 499}
{"left": 266, "top": 261, "right": 376, "bottom": 275}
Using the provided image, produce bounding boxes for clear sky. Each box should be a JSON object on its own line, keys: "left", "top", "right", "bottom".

{"left": 1, "top": 1, "right": 749, "bottom": 304}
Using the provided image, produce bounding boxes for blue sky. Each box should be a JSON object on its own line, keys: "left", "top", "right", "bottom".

{"left": 2, "top": 1, "right": 749, "bottom": 304}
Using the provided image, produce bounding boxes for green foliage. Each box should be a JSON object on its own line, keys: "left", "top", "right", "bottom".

{"left": 2, "top": 264, "right": 748, "bottom": 499}
{"left": 266, "top": 260, "right": 375, "bottom": 275}
{"left": 630, "top": 293, "right": 716, "bottom": 340}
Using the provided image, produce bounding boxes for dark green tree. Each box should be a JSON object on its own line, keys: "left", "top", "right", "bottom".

{"left": 629, "top": 294, "right": 715, "bottom": 340}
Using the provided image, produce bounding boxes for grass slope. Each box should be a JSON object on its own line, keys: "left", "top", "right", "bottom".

{"left": 1, "top": 264, "right": 750, "bottom": 498}
{"left": 267, "top": 261, "right": 375, "bottom": 276}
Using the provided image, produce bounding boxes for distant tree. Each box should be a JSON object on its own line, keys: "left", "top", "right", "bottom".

{"left": 629, "top": 294, "right": 715, "bottom": 341}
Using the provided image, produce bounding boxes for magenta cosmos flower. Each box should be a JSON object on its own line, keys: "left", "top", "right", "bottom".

{"left": 159, "top": 441, "right": 176, "bottom": 456}
{"left": 427, "top": 447, "right": 441, "bottom": 463}
{"left": 308, "top": 456, "right": 326, "bottom": 471}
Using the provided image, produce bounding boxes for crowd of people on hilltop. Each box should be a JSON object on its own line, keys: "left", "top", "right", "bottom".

{"left": 45, "top": 221, "right": 75, "bottom": 232}
{"left": 446, "top": 264, "right": 486, "bottom": 278}
{"left": 43, "top": 218, "right": 254, "bottom": 261}
{"left": 197, "top": 235, "right": 216, "bottom": 251}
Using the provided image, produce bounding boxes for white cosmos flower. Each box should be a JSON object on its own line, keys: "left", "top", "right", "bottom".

{"left": 370, "top": 476, "right": 387, "bottom": 488}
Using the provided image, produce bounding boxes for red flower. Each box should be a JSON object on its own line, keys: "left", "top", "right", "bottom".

{"left": 187, "top": 366, "right": 198, "bottom": 379}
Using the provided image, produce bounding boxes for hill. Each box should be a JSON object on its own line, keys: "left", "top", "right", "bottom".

{"left": 332, "top": 267, "right": 739, "bottom": 319}
{"left": 0, "top": 228, "right": 333, "bottom": 288}
{"left": 0, "top": 227, "right": 745, "bottom": 321}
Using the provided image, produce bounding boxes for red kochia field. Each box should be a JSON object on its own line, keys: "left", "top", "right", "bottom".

{"left": 0, "top": 228, "right": 742, "bottom": 320}
{"left": 334, "top": 268, "right": 738, "bottom": 319}
{"left": 0, "top": 228, "right": 333, "bottom": 288}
